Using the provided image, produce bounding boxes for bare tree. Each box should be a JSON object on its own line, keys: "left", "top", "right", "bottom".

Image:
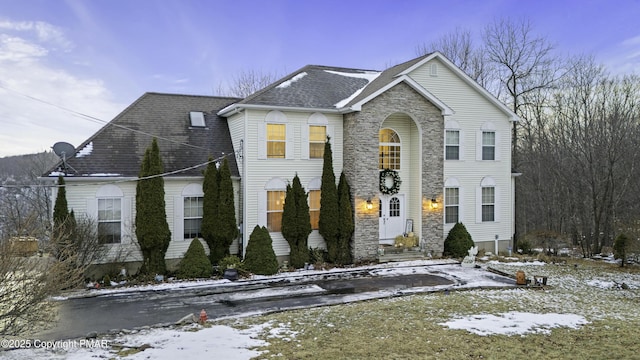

{"left": 482, "top": 17, "right": 567, "bottom": 251}
{"left": 483, "top": 18, "right": 562, "bottom": 114}
{"left": 0, "top": 241, "right": 58, "bottom": 335}
{"left": 215, "top": 69, "right": 281, "bottom": 98}
{"left": 416, "top": 27, "right": 492, "bottom": 88}
{"left": 0, "top": 152, "right": 57, "bottom": 240}
{"left": 544, "top": 56, "right": 640, "bottom": 256}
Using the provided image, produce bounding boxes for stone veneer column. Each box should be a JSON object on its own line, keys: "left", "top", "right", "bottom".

{"left": 343, "top": 82, "right": 444, "bottom": 261}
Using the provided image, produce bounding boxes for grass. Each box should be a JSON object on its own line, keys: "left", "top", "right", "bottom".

{"left": 217, "top": 258, "right": 640, "bottom": 360}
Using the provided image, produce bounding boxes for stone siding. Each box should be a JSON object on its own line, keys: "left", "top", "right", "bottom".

{"left": 343, "top": 82, "right": 444, "bottom": 261}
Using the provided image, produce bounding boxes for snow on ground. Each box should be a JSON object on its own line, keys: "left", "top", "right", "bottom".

{"left": 440, "top": 312, "right": 589, "bottom": 336}
{"left": 3, "top": 323, "right": 270, "bottom": 360}
{"left": 62, "top": 258, "right": 459, "bottom": 300}
{"left": 487, "top": 260, "right": 546, "bottom": 266}
{"left": 6, "top": 258, "right": 639, "bottom": 359}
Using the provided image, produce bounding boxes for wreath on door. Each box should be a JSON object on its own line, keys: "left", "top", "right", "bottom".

{"left": 379, "top": 169, "right": 402, "bottom": 195}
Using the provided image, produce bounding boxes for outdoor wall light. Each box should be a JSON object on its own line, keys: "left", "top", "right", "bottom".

{"left": 366, "top": 198, "right": 373, "bottom": 210}
{"left": 430, "top": 198, "right": 439, "bottom": 209}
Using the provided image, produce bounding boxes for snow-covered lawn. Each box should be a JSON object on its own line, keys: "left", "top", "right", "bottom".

{"left": 3, "top": 257, "right": 639, "bottom": 359}
{"left": 440, "top": 312, "right": 589, "bottom": 336}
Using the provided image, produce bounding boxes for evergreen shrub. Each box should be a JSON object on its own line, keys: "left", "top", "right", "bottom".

{"left": 444, "top": 222, "right": 474, "bottom": 258}
{"left": 177, "top": 239, "right": 212, "bottom": 279}
{"left": 244, "top": 225, "right": 279, "bottom": 275}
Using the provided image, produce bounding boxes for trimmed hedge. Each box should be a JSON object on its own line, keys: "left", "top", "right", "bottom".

{"left": 177, "top": 239, "right": 212, "bottom": 279}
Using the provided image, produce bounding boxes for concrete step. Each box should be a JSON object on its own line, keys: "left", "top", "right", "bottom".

{"left": 378, "top": 250, "right": 426, "bottom": 263}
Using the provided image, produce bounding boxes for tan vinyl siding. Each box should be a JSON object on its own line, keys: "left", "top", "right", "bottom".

{"left": 244, "top": 109, "right": 343, "bottom": 256}
{"left": 227, "top": 111, "right": 245, "bottom": 172}
{"left": 63, "top": 177, "right": 242, "bottom": 263}
{"left": 62, "top": 180, "right": 139, "bottom": 263}
{"left": 410, "top": 58, "right": 513, "bottom": 245}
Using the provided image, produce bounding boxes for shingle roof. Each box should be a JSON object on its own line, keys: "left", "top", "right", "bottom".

{"left": 45, "top": 93, "right": 241, "bottom": 178}
{"left": 238, "top": 65, "right": 381, "bottom": 109}
{"left": 233, "top": 55, "right": 434, "bottom": 111}
{"left": 344, "top": 53, "right": 431, "bottom": 107}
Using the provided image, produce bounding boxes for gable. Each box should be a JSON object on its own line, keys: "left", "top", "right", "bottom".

{"left": 409, "top": 58, "right": 510, "bottom": 122}
{"left": 403, "top": 53, "right": 518, "bottom": 122}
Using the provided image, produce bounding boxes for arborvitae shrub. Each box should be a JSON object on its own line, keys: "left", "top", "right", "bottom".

{"left": 243, "top": 225, "right": 279, "bottom": 275}
{"left": 201, "top": 158, "right": 220, "bottom": 264}
{"left": 281, "top": 175, "right": 311, "bottom": 269}
{"left": 444, "top": 222, "right": 474, "bottom": 258}
{"left": 135, "top": 138, "right": 171, "bottom": 275}
{"left": 336, "top": 171, "right": 353, "bottom": 265}
{"left": 319, "top": 137, "right": 339, "bottom": 263}
{"left": 213, "top": 158, "right": 239, "bottom": 263}
{"left": 177, "top": 239, "right": 212, "bottom": 279}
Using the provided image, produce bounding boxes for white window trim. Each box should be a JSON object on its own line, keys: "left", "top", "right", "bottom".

{"left": 90, "top": 184, "right": 130, "bottom": 245}
{"left": 445, "top": 120, "right": 464, "bottom": 161}
{"left": 379, "top": 127, "right": 402, "bottom": 170}
{"left": 174, "top": 183, "right": 204, "bottom": 242}
{"left": 258, "top": 178, "right": 287, "bottom": 229}
{"left": 444, "top": 177, "right": 463, "bottom": 224}
{"left": 476, "top": 122, "right": 500, "bottom": 161}
{"left": 97, "top": 198, "right": 122, "bottom": 244}
{"left": 259, "top": 110, "right": 294, "bottom": 160}
{"left": 302, "top": 113, "right": 333, "bottom": 160}
{"left": 476, "top": 177, "right": 500, "bottom": 223}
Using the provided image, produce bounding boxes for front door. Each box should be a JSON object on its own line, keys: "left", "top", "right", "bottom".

{"left": 379, "top": 194, "right": 405, "bottom": 242}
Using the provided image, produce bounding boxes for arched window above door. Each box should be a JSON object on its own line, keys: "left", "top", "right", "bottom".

{"left": 379, "top": 128, "right": 401, "bottom": 170}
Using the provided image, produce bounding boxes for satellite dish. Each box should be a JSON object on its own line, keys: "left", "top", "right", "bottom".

{"left": 52, "top": 142, "right": 77, "bottom": 175}
{"left": 53, "top": 142, "right": 75, "bottom": 158}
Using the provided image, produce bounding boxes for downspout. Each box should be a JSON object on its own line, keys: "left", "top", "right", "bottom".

{"left": 242, "top": 111, "right": 248, "bottom": 258}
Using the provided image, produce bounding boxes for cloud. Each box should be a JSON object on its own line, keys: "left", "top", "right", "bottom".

{"left": 0, "top": 19, "right": 124, "bottom": 157}
{"left": 621, "top": 34, "right": 640, "bottom": 47}
{"left": 0, "top": 34, "right": 47, "bottom": 62}
{"left": 0, "top": 19, "right": 72, "bottom": 50}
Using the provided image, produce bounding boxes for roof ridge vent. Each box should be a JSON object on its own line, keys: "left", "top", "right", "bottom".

{"left": 189, "top": 111, "right": 206, "bottom": 127}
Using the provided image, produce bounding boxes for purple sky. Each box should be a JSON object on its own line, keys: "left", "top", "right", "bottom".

{"left": 0, "top": 0, "right": 638, "bottom": 157}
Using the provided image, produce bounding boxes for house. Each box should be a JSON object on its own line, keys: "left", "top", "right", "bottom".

{"left": 44, "top": 52, "right": 517, "bottom": 271}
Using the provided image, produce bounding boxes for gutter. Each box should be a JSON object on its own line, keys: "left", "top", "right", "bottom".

{"left": 217, "top": 103, "right": 350, "bottom": 117}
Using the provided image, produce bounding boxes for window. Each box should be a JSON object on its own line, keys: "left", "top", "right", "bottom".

{"left": 389, "top": 197, "right": 400, "bottom": 217}
{"left": 482, "top": 186, "right": 495, "bottom": 222}
{"left": 267, "top": 190, "right": 285, "bottom": 232}
{"left": 309, "top": 190, "right": 321, "bottom": 230}
{"left": 430, "top": 63, "right": 438, "bottom": 77}
{"left": 482, "top": 131, "right": 495, "bottom": 160}
{"left": 189, "top": 111, "right": 205, "bottom": 127}
{"left": 379, "top": 128, "right": 401, "bottom": 169}
{"left": 445, "top": 187, "right": 459, "bottom": 224}
{"left": 184, "top": 196, "right": 203, "bottom": 239}
{"left": 309, "top": 125, "right": 326, "bottom": 159}
{"left": 267, "top": 124, "right": 286, "bottom": 158}
{"left": 98, "top": 198, "right": 121, "bottom": 244}
{"left": 445, "top": 130, "right": 460, "bottom": 160}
